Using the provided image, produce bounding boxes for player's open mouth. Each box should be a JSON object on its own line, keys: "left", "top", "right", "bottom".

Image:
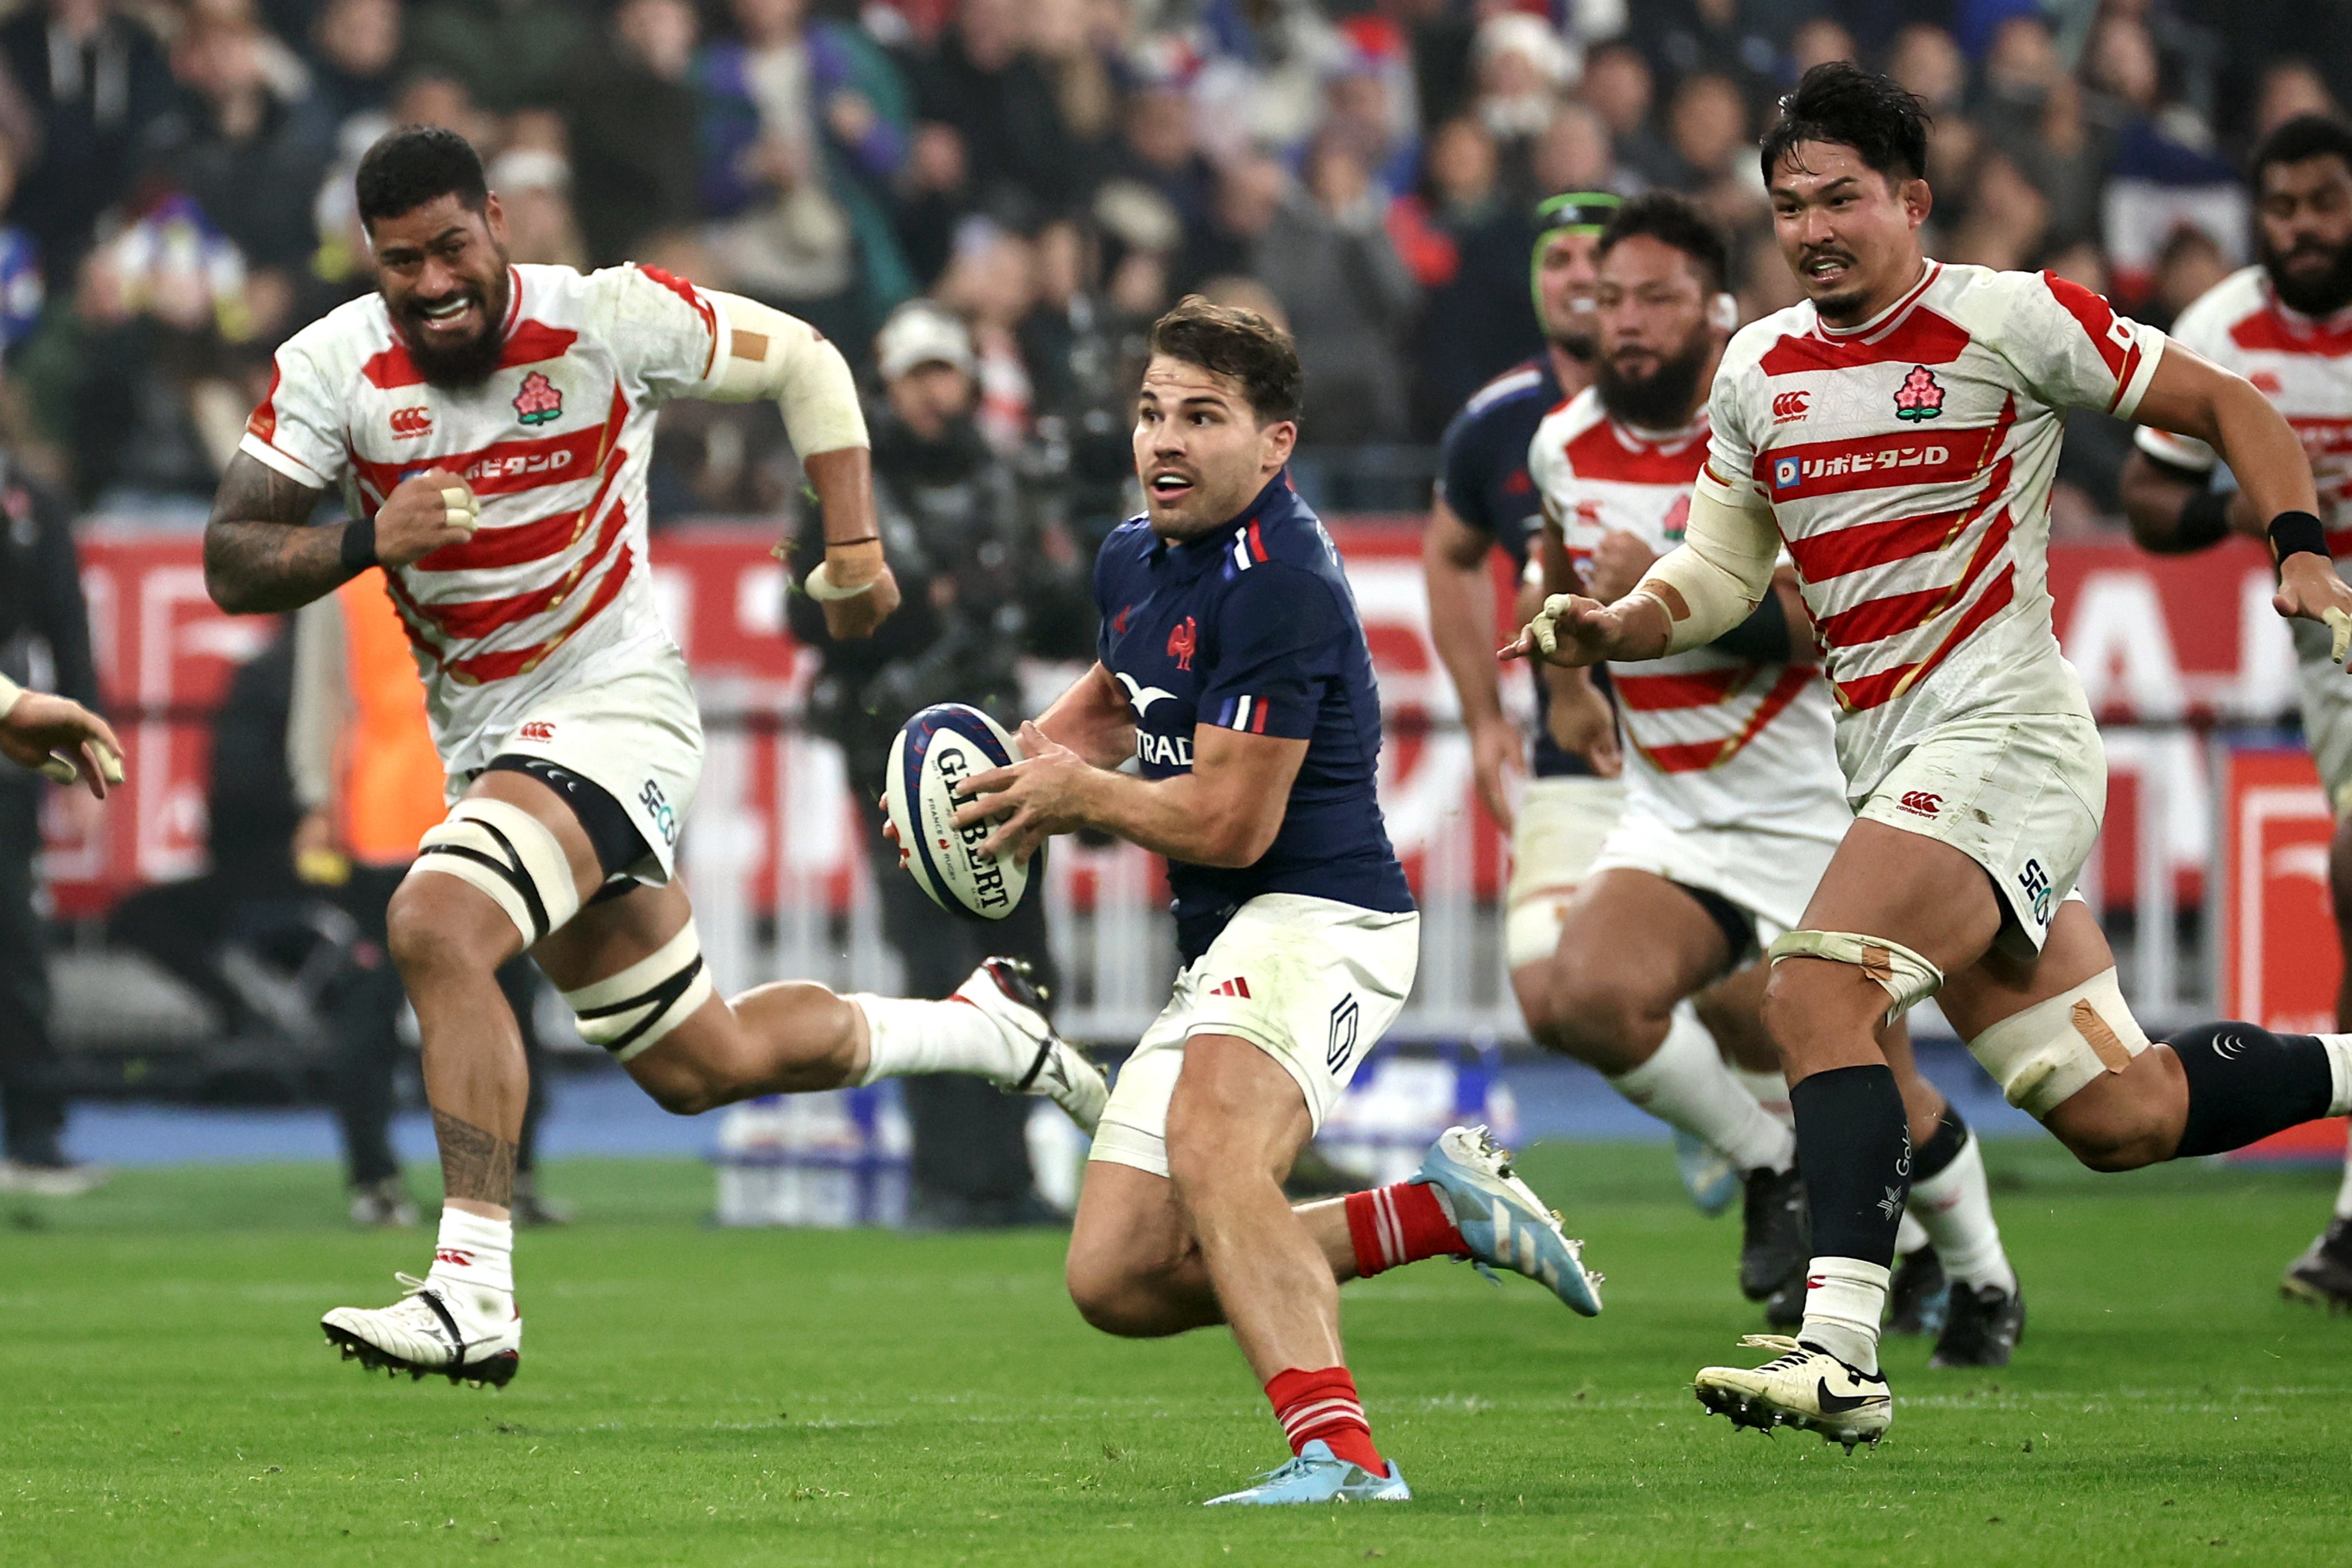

{"left": 1149, "top": 471, "right": 1195, "bottom": 502}
{"left": 412, "top": 292, "right": 481, "bottom": 335}
{"left": 1803, "top": 253, "right": 1853, "bottom": 285}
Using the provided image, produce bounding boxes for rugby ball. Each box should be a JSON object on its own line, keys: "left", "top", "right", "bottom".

{"left": 885, "top": 704, "right": 1032, "bottom": 920}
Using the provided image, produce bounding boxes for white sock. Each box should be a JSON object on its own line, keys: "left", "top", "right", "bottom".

{"left": 1606, "top": 1009, "right": 1795, "bottom": 1175}
{"left": 1894, "top": 1210, "right": 1930, "bottom": 1256}
{"left": 852, "top": 994, "right": 1018, "bottom": 1086}
{"left": 427, "top": 1207, "right": 514, "bottom": 1313}
{"left": 1907, "top": 1130, "right": 2017, "bottom": 1295}
{"left": 1728, "top": 1063, "right": 1794, "bottom": 1127}
{"left": 1800, "top": 1256, "right": 1888, "bottom": 1373}
{"left": 2320, "top": 1034, "right": 2352, "bottom": 1118}
{"left": 2333, "top": 1142, "right": 2352, "bottom": 1222}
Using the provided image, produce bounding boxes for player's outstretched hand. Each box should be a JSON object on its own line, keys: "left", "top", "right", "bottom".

{"left": 374, "top": 467, "right": 480, "bottom": 567}
{"left": 951, "top": 720, "right": 1088, "bottom": 864}
{"left": 0, "top": 689, "right": 125, "bottom": 798}
{"left": 819, "top": 561, "right": 902, "bottom": 641}
{"left": 2274, "top": 554, "right": 2352, "bottom": 668}
{"left": 1502, "top": 593, "right": 1617, "bottom": 669}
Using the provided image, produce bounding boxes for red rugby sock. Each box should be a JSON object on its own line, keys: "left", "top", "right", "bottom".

{"left": 1265, "top": 1365, "right": 1383, "bottom": 1473}
{"left": 1344, "top": 1180, "right": 1465, "bottom": 1277}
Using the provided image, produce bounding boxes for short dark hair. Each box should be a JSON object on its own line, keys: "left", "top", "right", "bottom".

{"left": 2251, "top": 113, "right": 2352, "bottom": 188}
{"left": 1598, "top": 191, "right": 1731, "bottom": 296}
{"left": 1758, "top": 62, "right": 1931, "bottom": 190}
{"left": 356, "top": 125, "right": 488, "bottom": 227}
{"left": 1146, "top": 296, "right": 1303, "bottom": 424}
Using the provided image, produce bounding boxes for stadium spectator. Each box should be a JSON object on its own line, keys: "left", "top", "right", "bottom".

{"left": 307, "top": 0, "right": 399, "bottom": 125}
{"left": 910, "top": 0, "right": 1076, "bottom": 217}
{"left": 1469, "top": 11, "right": 1572, "bottom": 191}
{"left": 1397, "top": 115, "right": 1541, "bottom": 437}
{"left": 0, "top": 137, "right": 48, "bottom": 356}
{"left": 1022, "top": 216, "right": 1153, "bottom": 557}
{"left": 0, "top": 0, "right": 173, "bottom": 288}
{"left": 1528, "top": 98, "right": 1619, "bottom": 203}
{"left": 143, "top": 6, "right": 334, "bottom": 275}
{"left": 697, "top": 0, "right": 914, "bottom": 337}
{"left": 1660, "top": 71, "right": 1764, "bottom": 230}
{"left": 785, "top": 300, "right": 1087, "bottom": 1229}
{"left": 403, "top": 0, "right": 598, "bottom": 115}
{"left": 2251, "top": 59, "right": 2342, "bottom": 140}
{"left": 1887, "top": 22, "right": 1968, "bottom": 121}
{"left": 488, "top": 146, "right": 587, "bottom": 270}
{"left": 1250, "top": 133, "right": 1419, "bottom": 445}
{"left": 1109, "top": 79, "right": 1217, "bottom": 258}
{"left": 1578, "top": 40, "right": 1679, "bottom": 190}
{"left": 561, "top": 0, "right": 699, "bottom": 269}
{"left": 1630, "top": 0, "right": 1781, "bottom": 107}
{"left": 0, "top": 432, "right": 103, "bottom": 1194}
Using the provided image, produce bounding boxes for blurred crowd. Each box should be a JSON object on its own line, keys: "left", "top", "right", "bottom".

{"left": 0, "top": 0, "right": 2337, "bottom": 526}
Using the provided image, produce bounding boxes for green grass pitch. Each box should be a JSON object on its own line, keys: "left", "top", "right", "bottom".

{"left": 5, "top": 1141, "right": 2350, "bottom": 1565}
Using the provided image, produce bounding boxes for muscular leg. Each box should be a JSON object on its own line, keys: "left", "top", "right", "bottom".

{"left": 1521, "top": 870, "right": 1795, "bottom": 1176}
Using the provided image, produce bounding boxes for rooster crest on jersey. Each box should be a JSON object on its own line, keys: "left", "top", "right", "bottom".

{"left": 1167, "top": 616, "right": 1198, "bottom": 670}
{"left": 513, "top": 370, "right": 563, "bottom": 426}
{"left": 1893, "top": 364, "right": 1945, "bottom": 422}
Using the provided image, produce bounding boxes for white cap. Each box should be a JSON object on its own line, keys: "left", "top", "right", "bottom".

{"left": 874, "top": 302, "right": 975, "bottom": 383}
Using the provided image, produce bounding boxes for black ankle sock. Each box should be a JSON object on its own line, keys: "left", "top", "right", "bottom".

{"left": 1789, "top": 1064, "right": 1911, "bottom": 1267}
{"left": 2169, "top": 1024, "right": 2335, "bottom": 1157}
{"left": 1911, "top": 1106, "right": 1968, "bottom": 1181}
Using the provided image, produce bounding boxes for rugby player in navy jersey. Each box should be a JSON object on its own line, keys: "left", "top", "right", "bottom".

{"left": 948, "top": 298, "right": 1601, "bottom": 1506}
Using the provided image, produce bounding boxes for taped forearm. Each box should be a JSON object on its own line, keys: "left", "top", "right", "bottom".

{"left": 1630, "top": 473, "right": 1780, "bottom": 655}
{"left": 705, "top": 291, "right": 870, "bottom": 457}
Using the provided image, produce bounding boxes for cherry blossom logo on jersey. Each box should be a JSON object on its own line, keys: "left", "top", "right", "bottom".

{"left": 1167, "top": 616, "right": 1198, "bottom": 671}
{"left": 513, "top": 370, "right": 563, "bottom": 426}
{"left": 1893, "top": 364, "right": 1945, "bottom": 422}
{"left": 389, "top": 405, "right": 432, "bottom": 439}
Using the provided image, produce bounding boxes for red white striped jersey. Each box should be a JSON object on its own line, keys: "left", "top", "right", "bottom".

{"left": 1705, "top": 261, "right": 2168, "bottom": 795}
{"left": 1530, "top": 388, "right": 1847, "bottom": 839}
{"left": 240, "top": 262, "right": 726, "bottom": 776}
{"left": 2135, "top": 265, "right": 2352, "bottom": 554}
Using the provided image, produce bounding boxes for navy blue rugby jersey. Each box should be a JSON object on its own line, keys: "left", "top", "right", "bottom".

{"left": 1094, "top": 472, "right": 1415, "bottom": 961}
{"left": 1434, "top": 354, "right": 1607, "bottom": 778}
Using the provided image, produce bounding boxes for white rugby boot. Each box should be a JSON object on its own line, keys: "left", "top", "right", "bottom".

{"left": 953, "top": 957, "right": 1108, "bottom": 1134}
{"left": 322, "top": 1273, "right": 522, "bottom": 1388}
{"left": 1693, "top": 1334, "right": 1891, "bottom": 1451}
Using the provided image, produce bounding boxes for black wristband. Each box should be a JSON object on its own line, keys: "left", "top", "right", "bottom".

{"left": 2170, "top": 486, "right": 2233, "bottom": 554}
{"left": 2268, "top": 509, "right": 2330, "bottom": 566}
{"left": 338, "top": 516, "right": 377, "bottom": 574}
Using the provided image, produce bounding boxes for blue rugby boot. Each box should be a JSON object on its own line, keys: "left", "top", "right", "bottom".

{"left": 1415, "top": 1124, "right": 1602, "bottom": 1316}
{"left": 1203, "top": 1442, "right": 1411, "bottom": 1505}
{"left": 1674, "top": 1129, "right": 1740, "bottom": 1218}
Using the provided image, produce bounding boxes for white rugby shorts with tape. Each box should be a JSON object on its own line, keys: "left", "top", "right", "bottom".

{"left": 1586, "top": 809, "right": 1841, "bottom": 954}
{"left": 1852, "top": 709, "right": 2104, "bottom": 960}
{"left": 472, "top": 646, "right": 705, "bottom": 883}
{"left": 1504, "top": 775, "right": 1625, "bottom": 970}
{"left": 1089, "top": 894, "right": 1420, "bottom": 1179}
{"left": 2291, "top": 616, "right": 2352, "bottom": 816}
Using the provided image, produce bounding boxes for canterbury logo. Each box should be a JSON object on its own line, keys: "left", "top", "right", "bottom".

{"left": 1897, "top": 790, "right": 1941, "bottom": 817}
{"left": 1772, "top": 390, "right": 1810, "bottom": 421}
{"left": 435, "top": 1248, "right": 474, "bottom": 1266}
{"left": 389, "top": 405, "right": 432, "bottom": 439}
{"left": 517, "top": 721, "right": 555, "bottom": 743}
{"left": 1210, "top": 976, "right": 1252, "bottom": 999}
{"left": 1115, "top": 671, "right": 1178, "bottom": 716}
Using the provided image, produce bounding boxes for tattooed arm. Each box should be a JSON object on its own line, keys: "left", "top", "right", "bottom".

{"left": 204, "top": 454, "right": 484, "bottom": 614}
{"left": 202, "top": 453, "right": 341, "bottom": 614}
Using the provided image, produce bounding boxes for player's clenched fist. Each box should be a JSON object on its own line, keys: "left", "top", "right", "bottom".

{"left": 374, "top": 467, "right": 480, "bottom": 567}
{"left": 2274, "top": 553, "right": 2352, "bottom": 669}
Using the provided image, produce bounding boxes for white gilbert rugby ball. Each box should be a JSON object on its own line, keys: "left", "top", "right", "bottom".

{"left": 886, "top": 704, "right": 1031, "bottom": 920}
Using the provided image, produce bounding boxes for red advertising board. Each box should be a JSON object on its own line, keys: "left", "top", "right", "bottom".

{"left": 30, "top": 524, "right": 2318, "bottom": 929}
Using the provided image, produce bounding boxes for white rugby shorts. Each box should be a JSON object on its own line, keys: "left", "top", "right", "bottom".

{"left": 1853, "top": 709, "right": 2104, "bottom": 959}
{"left": 2291, "top": 617, "right": 2352, "bottom": 816}
{"left": 1503, "top": 775, "right": 1625, "bottom": 971}
{"left": 1088, "top": 893, "right": 1420, "bottom": 1179}
{"left": 1586, "top": 810, "right": 1841, "bottom": 953}
{"left": 469, "top": 646, "right": 705, "bottom": 883}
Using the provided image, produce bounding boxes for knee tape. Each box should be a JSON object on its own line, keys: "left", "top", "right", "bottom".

{"left": 409, "top": 798, "right": 582, "bottom": 945}
{"left": 1966, "top": 965, "right": 2150, "bottom": 1119}
{"left": 562, "top": 920, "right": 713, "bottom": 1062}
{"left": 1767, "top": 929, "right": 1945, "bottom": 1021}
